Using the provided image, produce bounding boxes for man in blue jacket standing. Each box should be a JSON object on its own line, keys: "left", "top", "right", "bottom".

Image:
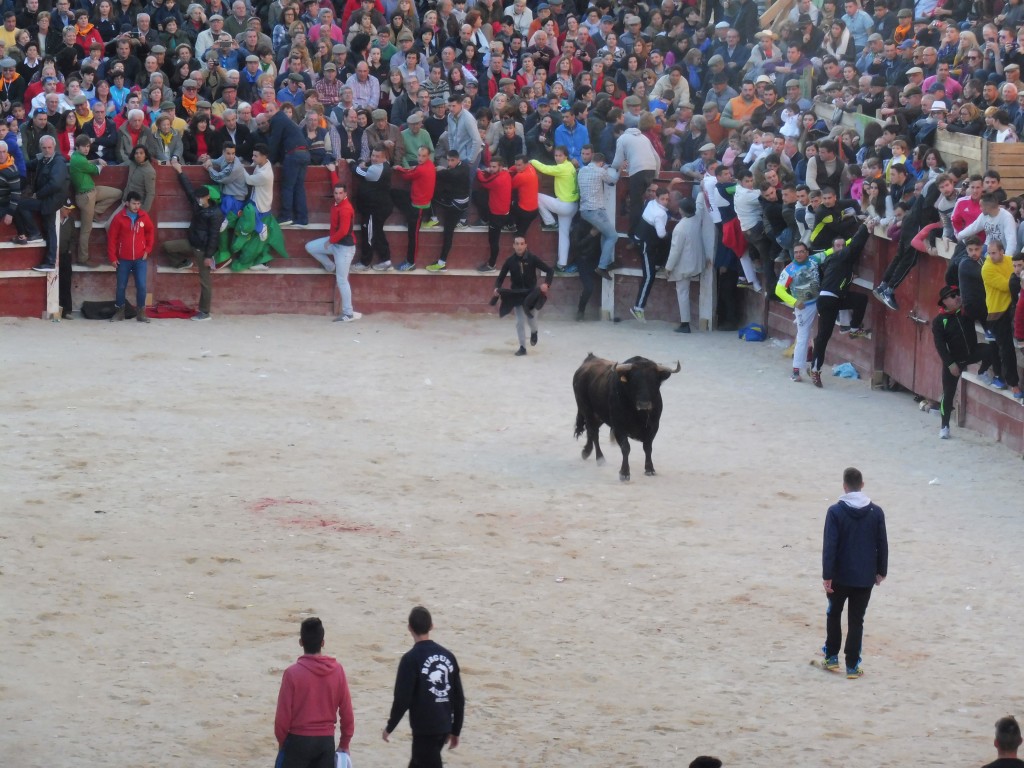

{"left": 821, "top": 467, "right": 888, "bottom": 679}
{"left": 263, "top": 100, "right": 310, "bottom": 226}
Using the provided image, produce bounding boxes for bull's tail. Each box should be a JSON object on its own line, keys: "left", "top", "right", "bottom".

{"left": 574, "top": 411, "right": 586, "bottom": 440}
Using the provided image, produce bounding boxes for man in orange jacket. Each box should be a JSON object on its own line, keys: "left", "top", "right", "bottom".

{"left": 107, "top": 191, "right": 156, "bottom": 323}
{"left": 391, "top": 145, "right": 437, "bottom": 271}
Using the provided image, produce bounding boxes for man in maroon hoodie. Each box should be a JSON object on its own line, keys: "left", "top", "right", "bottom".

{"left": 275, "top": 617, "right": 355, "bottom": 768}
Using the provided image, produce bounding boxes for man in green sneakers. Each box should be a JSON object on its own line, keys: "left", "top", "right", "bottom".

{"left": 821, "top": 467, "right": 888, "bottom": 679}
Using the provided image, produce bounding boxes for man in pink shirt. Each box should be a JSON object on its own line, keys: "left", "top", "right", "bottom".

{"left": 275, "top": 617, "right": 355, "bottom": 768}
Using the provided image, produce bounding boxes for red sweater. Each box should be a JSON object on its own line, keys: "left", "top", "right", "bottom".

{"left": 476, "top": 168, "right": 512, "bottom": 215}
{"left": 393, "top": 161, "right": 437, "bottom": 207}
{"left": 510, "top": 164, "right": 538, "bottom": 211}
{"left": 274, "top": 654, "right": 355, "bottom": 751}
{"left": 330, "top": 197, "right": 355, "bottom": 245}
{"left": 107, "top": 208, "right": 155, "bottom": 263}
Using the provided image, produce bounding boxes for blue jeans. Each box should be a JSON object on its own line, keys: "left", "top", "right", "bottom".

{"left": 280, "top": 150, "right": 310, "bottom": 224}
{"left": 115, "top": 259, "right": 147, "bottom": 309}
{"left": 580, "top": 207, "right": 618, "bottom": 269}
{"left": 305, "top": 236, "right": 356, "bottom": 317}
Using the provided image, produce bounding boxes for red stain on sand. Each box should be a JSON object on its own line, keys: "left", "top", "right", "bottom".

{"left": 249, "top": 498, "right": 391, "bottom": 536}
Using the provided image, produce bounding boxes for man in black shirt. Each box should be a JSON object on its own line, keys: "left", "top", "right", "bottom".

{"left": 982, "top": 716, "right": 1024, "bottom": 768}
{"left": 492, "top": 235, "right": 554, "bottom": 356}
{"left": 383, "top": 606, "right": 465, "bottom": 768}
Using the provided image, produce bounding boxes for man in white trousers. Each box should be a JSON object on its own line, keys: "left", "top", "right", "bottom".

{"left": 775, "top": 241, "right": 823, "bottom": 381}
{"left": 664, "top": 197, "right": 712, "bottom": 333}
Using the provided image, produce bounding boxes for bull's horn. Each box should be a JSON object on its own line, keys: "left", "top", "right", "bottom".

{"left": 614, "top": 363, "right": 634, "bottom": 373}
{"left": 659, "top": 361, "right": 681, "bottom": 374}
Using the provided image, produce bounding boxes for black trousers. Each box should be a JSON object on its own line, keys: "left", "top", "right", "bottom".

{"left": 409, "top": 733, "right": 448, "bottom": 768}
{"left": 939, "top": 349, "right": 991, "bottom": 428}
{"left": 436, "top": 202, "right": 466, "bottom": 264}
{"left": 58, "top": 214, "right": 74, "bottom": 314}
{"left": 812, "top": 292, "right": 868, "bottom": 372}
{"left": 511, "top": 203, "right": 538, "bottom": 238}
{"left": 275, "top": 734, "right": 335, "bottom": 768}
{"left": 486, "top": 214, "right": 508, "bottom": 267}
{"left": 626, "top": 170, "right": 655, "bottom": 236}
{"left": 577, "top": 247, "right": 597, "bottom": 314}
{"left": 881, "top": 234, "right": 917, "bottom": 289}
{"left": 992, "top": 309, "right": 1020, "bottom": 387}
{"left": 357, "top": 201, "right": 392, "bottom": 266}
{"left": 391, "top": 188, "right": 427, "bottom": 265}
{"left": 825, "top": 584, "right": 873, "bottom": 669}
{"left": 745, "top": 223, "right": 777, "bottom": 297}
{"left": 15, "top": 199, "right": 59, "bottom": 266}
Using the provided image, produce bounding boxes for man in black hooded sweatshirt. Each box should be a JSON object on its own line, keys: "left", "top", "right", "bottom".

{"left": 382, "top": 605, "right": 465, "bottom": 768}
{"left": 821, "top": 467, "right": 888, "bottom": 680}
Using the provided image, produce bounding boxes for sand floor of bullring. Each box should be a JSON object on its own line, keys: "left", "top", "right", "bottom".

{"left": 1, "top": 312, "right": 1021, "bottom": 768}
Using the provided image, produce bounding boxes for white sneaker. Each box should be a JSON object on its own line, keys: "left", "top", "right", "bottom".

{"left": 939, "top": 426, "right": 950, "bottom": 439}
{"left": 333, "top": 311, "right": 362, "bottom": 322}
{"left": 250, "top": 263, "right": 270, "bottom": 271}
{"left": 371, "top": 260, "right": 392, "bottom": 271}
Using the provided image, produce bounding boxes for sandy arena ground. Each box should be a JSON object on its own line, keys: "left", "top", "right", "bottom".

{"left": 1, "top": 312, "right": 1022, "bottom": 768}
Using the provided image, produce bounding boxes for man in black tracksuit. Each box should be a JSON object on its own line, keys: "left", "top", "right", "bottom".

{"left": 809, "top": 224, "right": 870, "bottom": 387}
{"left": 427, "top": 150, "right": 471, "bottom": 272}
{"left": 808, "top": 188, "right": 860, "bottom": 252}
{"left": 383, "top": 606, "right": 465, "bottom": 768}
{"left": 165, "top": 159, "right": 224, "bottom": 319}
{"left": 492, "top": 235, "right": 555, "bottom": 355}
{"left": 932, "top": 284, "right": 991, "bottom": 439}
{"left": 958, "top": 236, "right": 1002, "bottom": 383}
{"left": 822, "top": 467, "right": 888, "bottom": 678}
{"left": 354, "top": 147, "right": 394, "bottom": 269}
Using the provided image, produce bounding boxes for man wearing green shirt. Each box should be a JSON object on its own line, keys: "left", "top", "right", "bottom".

{"left": 69, "top": 134, "right": 122, "bottom": 265}
{"left": 400, "top": 113, "right": 434, "bottom": 168}
{"left": 531, "top": 146, "right": 580, "bottom": 274}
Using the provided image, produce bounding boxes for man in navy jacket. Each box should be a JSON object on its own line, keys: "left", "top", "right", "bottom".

{"left": 821, "top": 467, "right": 888, "bottom": 678}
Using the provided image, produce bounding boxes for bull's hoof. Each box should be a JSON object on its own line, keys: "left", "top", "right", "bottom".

{"left": 645, "top": 469, "right": 656, "bottom": 476}
{"left": 619, "top": 473, "right": 630, "bottom": 482}
{"left": 581, "top": 446, "right": 593, "bottom": 460}
{"left": 596, "top": 456, "right": 606, "bottom": 466}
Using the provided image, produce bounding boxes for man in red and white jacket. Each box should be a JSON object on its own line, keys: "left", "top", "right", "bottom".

{"left": 391, "top": 143, "right": 437, "bottom": 272}
{"left": 305, "top": 164, "right": 361, "bottom": 322}
{"left": 107, "top": 191, "right": 155, "bottom": 323}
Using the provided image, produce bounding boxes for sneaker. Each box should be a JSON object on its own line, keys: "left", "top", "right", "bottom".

{"left": 838, "top": 325, "right": 851, "bottom": 334}
{"left": 675, "top": 323, "right": 691, "bottom": 334}
{"left": 872, "top": 284, "right": 887, "bottom": 302}
{"left": 502, "top": 223, "right": 517, "bottom": 232}
{"left": 250, "top": 263, "right": 270, "bottom": 271}
{"left": 978, "top": 371, "right": 995, "bottom": 386}
{"left": 560, "top": 263, "right": 579, "bottom": 274}
{"left": 630, "top": 307, "right": 645, "bottom": 323}
{"left": 823, "top": 656, "right": 840, "bottom": 671}
{"left": 278, "top": 218, "right": 294, "bottom": 226}
{"left": 396, "top": 261, "right": 416, "bottom": 272}
{"left": 791, "top": 369, "right": 803, "bottom": 382}
{"left": 351, "top": 263, "right": 370, "bottom": 272}
{"left": 333, "top": 311, "right": 363, "bottom": 322}
{"left": 176, "top": 260, "right": 193, "bottom": 270}
{"left": 476, "top": 262, "right": 496, "bottom": 273}
{"left": 881, "top": 288, "right": 898, "bottom": 311}
{"left": 26, "top": 236, "right": 45, "bottom": 245}
{"left": 191, "top": 311, "right": 211, "bottom": 321}
{"left": 540, "top": 222, "right": 559, "bottom": 232}
{"left": 939, "top": 426, "right": 950, "bottom": 439}
{"left": 846, "top": 665, "right": 864, "bottom": 679}
{"left": 426, "top": 261, "right": 447, "bottom": 272}
{"left": 1014, "top": 390, "right": 1024, "bottom": 400}
{"left": 31, "top": 263, "right": 56, "bottom": 272}
{"left": 530, "top": 330, "right": 538, "bottom": 347}
{"left": 984, "top": 329, "right": 995, "bottom": 341}
{"left": 595, "top": 266, "right": 612, "bottom": 281}
{"left": 371, "top": 260, "right": 392, "bottom": 271}
{"left": 514, "top": 346, "right": 527, "bottom": 356}
{"left": 992, "top": 377, "right": 1008, "bottom": 390}
{"left": 456, "top": 219, "right": 468, "bottom": 229}
{"left": 811, "top": 369, "right": 823, "bottom": 388}
{"left": 422, "top": 219, "right": 439, "bottom": 229}
{"left": 848, "top": 328, "right": 871, "bottom": 340}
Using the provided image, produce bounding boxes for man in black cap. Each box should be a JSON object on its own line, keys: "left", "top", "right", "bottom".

{"left": 931, "top": 283, "right": 991, "bottom": 440}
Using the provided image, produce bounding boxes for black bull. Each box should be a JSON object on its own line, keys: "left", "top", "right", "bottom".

{"left": 572, "top": 354, "right": 680, "bottom": 481}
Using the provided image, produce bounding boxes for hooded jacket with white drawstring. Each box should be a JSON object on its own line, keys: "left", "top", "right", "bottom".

{"left": 822, "top": 491, "right": 888, "bottom": 588}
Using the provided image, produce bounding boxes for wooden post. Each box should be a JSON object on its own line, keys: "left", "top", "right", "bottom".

{"left": 43, "top": 210, "right": 60, "bottom": 321}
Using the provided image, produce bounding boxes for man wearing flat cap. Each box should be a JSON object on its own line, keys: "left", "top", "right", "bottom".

{"left": 195, "top": 13, "right": 224, "bottom": 60}
{"left": 364, "top": 108, "right": 405, "bottom": 165}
